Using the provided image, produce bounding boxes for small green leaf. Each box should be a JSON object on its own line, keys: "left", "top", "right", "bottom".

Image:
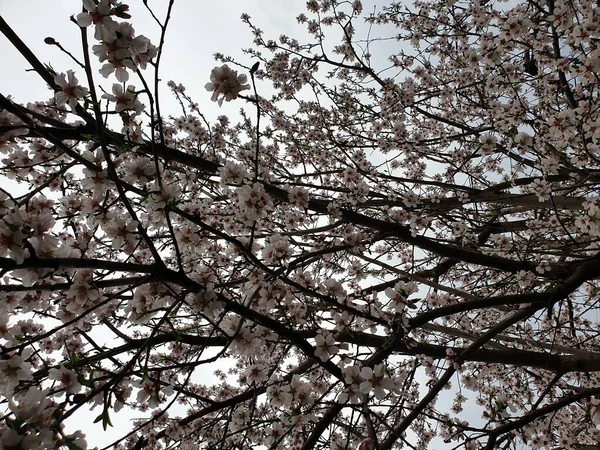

{"left": 44, "top": 63, "right": 57, "bottom": 77}
{"left": 69, "top": 352, "right": 80, "bottom": 367}
{"left": 79, "top": 371, "right": 94, "bottom": 388}
{"left": 94, "top": 408, "right": 113, "bottom": 431}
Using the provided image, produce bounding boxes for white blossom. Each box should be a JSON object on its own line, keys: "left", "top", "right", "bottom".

{"left": 205, "top": 65, "right": 250, "bottom": 106}
{"left": 54, "top": 70, "right": 88, "bottom": 110}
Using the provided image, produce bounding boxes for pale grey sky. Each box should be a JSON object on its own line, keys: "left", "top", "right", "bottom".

{"left": 0, "top": 0, "right": 303, "bottom": 119}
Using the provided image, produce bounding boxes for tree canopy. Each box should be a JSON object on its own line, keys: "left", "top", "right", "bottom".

{"left": 1, "top": 0, "right": 600, "bottom": 449}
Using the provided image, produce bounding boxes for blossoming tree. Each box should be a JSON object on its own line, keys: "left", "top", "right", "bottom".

{"left": 1, "top": 0, "right": 600, "bottom": 448}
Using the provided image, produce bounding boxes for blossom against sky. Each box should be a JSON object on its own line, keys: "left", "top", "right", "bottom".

{"left": 0, "top": 1, "right": 301, "bottom": 445}
{"left": 0, "top": 0, "right": 300, "bottom": 119}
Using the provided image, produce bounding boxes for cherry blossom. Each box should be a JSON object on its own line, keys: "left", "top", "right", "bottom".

{"left": 384, "top": 280, "right": 417, "bottom": 313}
{"left": 48, "top": 365, "right": 82, "bottom": 394}
{"left": 0, "top": 224, "right": 29, "bottom": 264}
{"left": 76, "top": 0, "right": 118, "bottom": 41}
{"left": 205, "top": 65, "right": 250, "bottom": 106}
{"left": 359, "top": 364, "right": 396, "bottom": 400}
{"left": 0, "top": 351, "right": 33, "bottom": 392}
{"left": 234, "top": 181, "right": 272, "bottom": 222}
{"left": 54, "top": 70, "right": 89, "bottom": 110}
{"left": 2, "top": 0, "right": 600, "bottom": 448}
{"left": 313, "top": 331, "right": 339, "bottom": 361}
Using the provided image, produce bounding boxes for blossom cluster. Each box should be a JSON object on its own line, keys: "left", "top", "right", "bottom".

{"left": 576, "top": 197, "right": 600, "bottom": 236}
{"left": 77, "top": 1, "right": 157, "bottom": 82}
{"left": 54, "top": 70, "right": 89, "bottom": 110}
{"left": 338, "top": 363, "right": 396, "bottom": 402}
{"left": 2, "top": 0, "right": 600, "bottom": 449}
{"left": 75, "top": 0, "right": 155, "bottom": 141}
{"left": 205, "top": 65, "right": 250, "bottom": 106}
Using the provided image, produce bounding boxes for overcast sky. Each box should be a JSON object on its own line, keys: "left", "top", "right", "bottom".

{"left": 0, "top": 0, "right": 308, "bottom": 120}
{"left": 0, "top": 0, "right": 401, "bottom": 120}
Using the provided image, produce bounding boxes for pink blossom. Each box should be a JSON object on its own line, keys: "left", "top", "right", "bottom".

{"left": 76, "top": 0, "right": 118, "bottom": 41}
{"left": 54, "top": 70, "right": 88, "bottom": 110}
{"left": 48, "top": 365, "right": 82, "bottom": 394}
{"left": 102, "top": 84, "right": 143, "bottom": 112}
{"left": 0, "top": 351, "right": 33, "bottom": 392}
{"left": 205, "top": 65, "right": 250, "bottom": 106}
{"left": 359, "top": 364, "right": 396, "bottom": 400}
{"left": 313, "top": 331, "right": 339, "bottom": 361}
{"left": 235, "top": 182, "right": 272, "bottom": 222}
